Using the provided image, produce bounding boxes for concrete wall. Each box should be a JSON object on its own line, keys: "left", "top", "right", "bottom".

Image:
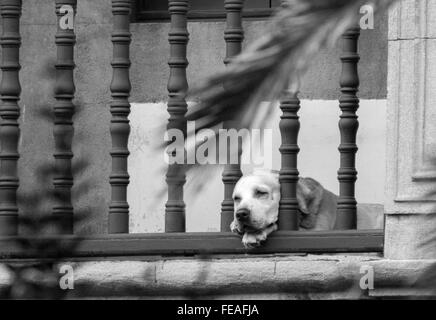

{"left": 5, "top": 0, "right": 388, "bottom": 234}
{"left": 384, "top": 0, "right": 436, "bottom": 259}
{"left": 2, "top": 255, "right": 436, "bottom": 299}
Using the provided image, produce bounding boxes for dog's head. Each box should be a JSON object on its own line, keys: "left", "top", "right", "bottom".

{"left": 230, "top": 172, "right": 327, "bottom": 244}
{"left": 231, "top": 172, "right": 280, "bottom": 234}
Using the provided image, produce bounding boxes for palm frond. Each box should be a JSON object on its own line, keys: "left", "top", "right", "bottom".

{"left": 161, "top": 0, "right": 398, "bottom": 198}
{"left": 187, "top": 0, "right": 397, "bottom": 135}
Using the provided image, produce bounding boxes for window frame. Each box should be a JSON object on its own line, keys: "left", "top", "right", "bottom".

{"left": 134, "top": 0, "right": 278, "bottom": 21}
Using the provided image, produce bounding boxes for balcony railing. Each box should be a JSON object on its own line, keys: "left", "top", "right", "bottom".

{"left": 0, "top": 0, "right": 383, "bottom": 259}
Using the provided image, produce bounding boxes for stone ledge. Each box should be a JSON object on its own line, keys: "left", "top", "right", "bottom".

{"left": 1, "top": 255, "right": 435, "bottom": 299}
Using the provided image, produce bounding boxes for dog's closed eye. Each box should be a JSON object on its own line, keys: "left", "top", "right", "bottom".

{"left": 233, "top": 195, "right": 241, "bottom": 203}
{"left": 254, "top": 189, "right": 269, "bottom": 198}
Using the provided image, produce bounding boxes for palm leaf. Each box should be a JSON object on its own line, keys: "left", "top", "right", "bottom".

{"left": 162, "top": 0, "right": 398, "bottom": 193}
{"left": 186, "top": 0, "right": 397, "bottom": 135}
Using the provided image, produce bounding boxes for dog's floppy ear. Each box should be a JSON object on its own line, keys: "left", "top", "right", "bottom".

{"left": 297, "top": 177, "right": 324, "bottom": 218}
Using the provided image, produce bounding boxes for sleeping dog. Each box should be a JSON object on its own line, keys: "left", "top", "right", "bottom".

{"left": 230, "top": 170, "right": 380, "bottom": 248}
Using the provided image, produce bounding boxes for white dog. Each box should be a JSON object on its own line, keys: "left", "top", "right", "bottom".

{"left": 230, "top": 170, "right": 382, "bottom": 248}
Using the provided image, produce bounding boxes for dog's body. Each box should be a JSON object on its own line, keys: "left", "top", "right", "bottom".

{"left": 231, "top": 171, "right": 382, "bottom": 248}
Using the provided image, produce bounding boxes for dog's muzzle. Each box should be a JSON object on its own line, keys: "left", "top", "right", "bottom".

{"left": 236, "top": 208, "right": 250, "bottom": 222}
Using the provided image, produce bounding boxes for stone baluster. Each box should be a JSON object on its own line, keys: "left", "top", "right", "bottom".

{"left": 165, "top": 0, "right": 189, "bottom": 232}
{"left": 0, "top": 0, "right": 22, "bottom": 236}
{"left": 336, "top": 27, "right": 360, "bottom": 229}
{"left": 53, "top": 0, "right": 77, "bottom": 234}
{"left": 109, "top": 0, "right": 132, "bottom": 233}
{"left": 220, "top": 0, "right": 244, "bottom": 232}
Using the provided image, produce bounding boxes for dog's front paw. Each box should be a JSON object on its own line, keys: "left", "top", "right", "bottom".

{"left": 242, "top": 232, "right": 263, "bottom": 249}
{"left": 242, "top": 229, "right": 273, "bottom": 249}
{"left": 242, "top": 233, "right": 259, "bottom": 248}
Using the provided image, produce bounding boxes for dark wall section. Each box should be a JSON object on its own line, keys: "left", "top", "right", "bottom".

{"left": 130, "top": 12, "right": 387, "bottom": 102}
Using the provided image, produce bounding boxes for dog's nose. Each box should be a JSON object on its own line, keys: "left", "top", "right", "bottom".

{"left": 236, "top": 208, "right": 250, "bottom": 221}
